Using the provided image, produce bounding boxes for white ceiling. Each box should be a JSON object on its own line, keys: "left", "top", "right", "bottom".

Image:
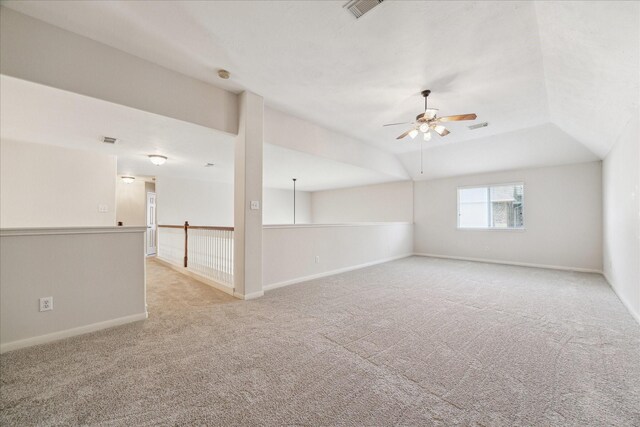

{"left": 398, "top": 123, "right": 598, "bottom": 181}
{"left": 1, "top": 1, "right": 637, "bottom": 179}
{"left": 0, "top": 76, "right": 401, "bottom": 191}
{"left": 535, "top": 2, "right": 640, "bottom": 158}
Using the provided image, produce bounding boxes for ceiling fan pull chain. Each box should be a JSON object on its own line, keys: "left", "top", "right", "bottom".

{"left": 420, "top": 140, "right": 424, "bottom": 175}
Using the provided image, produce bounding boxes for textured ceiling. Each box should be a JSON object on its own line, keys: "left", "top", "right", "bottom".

{"left": 0, "top": 76, "right": 402, "bottom": 191}
{"left": 535, "top": 2, "right": 639, "bottom": 158}
{"left": 1, "top": 0, "right": 638, "bottom": 179}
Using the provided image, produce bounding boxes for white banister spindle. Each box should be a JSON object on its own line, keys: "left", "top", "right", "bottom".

{"left": 157, "top": 225, "right": 234, "bottom": 287}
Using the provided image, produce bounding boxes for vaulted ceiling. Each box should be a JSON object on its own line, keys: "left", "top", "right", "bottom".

{"left": 0, "top": 75, "right": 405, "bottom": 191}
{"left": 1, "top": 0, "right": 638, "bottom": 181}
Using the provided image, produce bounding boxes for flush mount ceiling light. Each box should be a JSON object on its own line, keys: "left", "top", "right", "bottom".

{"left": 217, "top": 69, "right": 230, "bottom": 79}
{"left": 121, "top": 176, "right": 135, "bottom": 184}
{"left": 148, "top": 155, "right": 167, "bottom": 166}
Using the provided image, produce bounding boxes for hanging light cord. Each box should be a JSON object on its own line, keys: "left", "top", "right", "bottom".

{"left": 421, "top": 140, "right": 424, "bottom": 174}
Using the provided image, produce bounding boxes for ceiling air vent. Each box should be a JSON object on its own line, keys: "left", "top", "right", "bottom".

{"left": 102, "top": 136, "right": 117, "bottom": 144}
{"left": 468, "top": 122, "right": 489, "bottom": 130}
{"left": 344, "top": 0, "right": 384, "bottom": 19}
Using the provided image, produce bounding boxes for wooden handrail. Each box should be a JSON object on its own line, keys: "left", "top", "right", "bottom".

{"left": 189, "top": 226, "right": 235, "bottom": 231}
{"left": 159, "top": 225, "right": 234, "bottom": 231}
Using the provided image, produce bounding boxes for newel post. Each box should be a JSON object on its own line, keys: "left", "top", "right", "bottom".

{"left": 184, "top": 221, "right": 189, "bottom": 268}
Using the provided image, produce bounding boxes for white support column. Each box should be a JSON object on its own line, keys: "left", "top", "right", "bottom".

{"left": 233, "top": 91, "right": 264, "bottom": 299}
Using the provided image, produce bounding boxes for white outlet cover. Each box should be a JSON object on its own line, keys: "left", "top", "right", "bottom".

{"left": 250, "top": 200, "right": 260, "bottom": 210}
{"left": 98, "top": 204, "right": 109, "bottom": 213}
{"left": 39, "top": 296, "right": 53, "bottom": 312}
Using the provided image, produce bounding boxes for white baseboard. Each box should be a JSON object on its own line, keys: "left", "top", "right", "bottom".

{"left": 0, "top": 312, "right": 148, "bottom": 354}
{"left": 602, "top": 272, "right": 640, "bottom": 326}
{"left": 234, "top": 290, "right": 264, "bottom": 300}
{"left": 413, "top": 253, "right": 603, "bottom": 274}
{"left": 263, "top": 253, "right": 413, "bottom": 292}
{"left": 153, "top": 257, "right": 234, "bottom": 296}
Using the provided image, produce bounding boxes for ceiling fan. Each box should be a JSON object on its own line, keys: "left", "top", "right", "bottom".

{"left": 384, "top": 90, "right": 477, "bottom": 140}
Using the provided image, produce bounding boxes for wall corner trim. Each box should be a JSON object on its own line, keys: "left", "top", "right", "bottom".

{"left": 0, "top": 312, "right": 148, "bottom": 354}
{"left": 263, "top": 253, "right": 413, "bottom": 292}
{"left": 412, "top": 253, "right": 603, "bottom": 274}
{"left": 0, "top": 226, "right": 147, "bottom": 237}
{"left": 153, "top": 257, "right": 234, "bottom": 296}
{"left": 602, "top": 272, "right": 640, "bottom": 326}
{"left": 234, "top": 290, "right": 264, "bottom": 300}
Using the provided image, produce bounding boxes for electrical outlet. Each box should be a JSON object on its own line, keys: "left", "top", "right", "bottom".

{"left": 250, "top": 200, "right": 260, "bottom": 210}
{"left": 315, "top": 256, "right": 320, "bottom": 263}
{"left": 39, "top": 296, "right": 53, "bottom": 312}
{"left": 98, "top": 204, "right": 109, "bottom": 213}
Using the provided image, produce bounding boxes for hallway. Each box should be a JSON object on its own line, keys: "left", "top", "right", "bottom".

{"left": 1, "top": 257, "right": 639, "bottom": 425}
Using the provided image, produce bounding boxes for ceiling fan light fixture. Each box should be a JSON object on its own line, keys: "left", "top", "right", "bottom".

{"left": 423, "top": 131, "right": 431, "bottom": 141}
{"left": 390, "top": 90, "right": 476, "bottom": 141}
{"left": 424, "top": 108, "right": 438, "bottom": 120}
{"left": 148, "top": 154, "right": 168, "bottom": 166}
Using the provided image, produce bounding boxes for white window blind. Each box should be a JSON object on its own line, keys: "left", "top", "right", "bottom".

{"left": 458, "top": 183, "right": 524, "bottom": 229}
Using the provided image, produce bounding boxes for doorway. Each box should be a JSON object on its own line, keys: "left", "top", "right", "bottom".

{"left": 146, "top": 191, "right": 157, "bottom": 255}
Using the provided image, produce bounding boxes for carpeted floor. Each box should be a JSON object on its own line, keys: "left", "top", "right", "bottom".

{"left": 1, "top": 256, "right": 639, "bottom": 426}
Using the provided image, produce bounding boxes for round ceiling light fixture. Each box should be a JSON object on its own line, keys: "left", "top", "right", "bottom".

{"left": 121, "top": 176, "right": 135, "bottom": 184}
{"left": 217, "top": 69, "right": 230, "bottom": 79}
{"left": 148, "top": 155, "right": 167, "bottom": 166}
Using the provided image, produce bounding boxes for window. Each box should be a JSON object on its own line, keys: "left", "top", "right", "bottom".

{"left": 457, "top": 183, "right": 524, "bottom": 229}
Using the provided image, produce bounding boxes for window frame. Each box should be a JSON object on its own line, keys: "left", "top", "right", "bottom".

{"left": 456, "top": 182, "right": 525, "bottom": 231}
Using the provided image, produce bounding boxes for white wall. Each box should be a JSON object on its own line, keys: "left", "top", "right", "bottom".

{"left": 311, "top": 181, "right": 413, "bottom": 223}
{"left": 414, "top": 161, "right": 603, "bottom": 271}
{"left": 263, "top": 223, "right": 413, "bottom": 289}
{"left": 116, "top": 179, "right": 147, "bottom": 226}
{"left": 0, "top": 227, "right": 147, "bottom": 352}
{"left": 263, "top": 188, "right": 311, "bottom": 225}
{"left": 603, "top": 116, "right": 639, "bottom": 323}
{"left": 265, "top": 107, "right": 409, "bottom": 182}
{"left": 0, "top": 7, "right": 238, "bottom": 134}
{"left": 0, "top": 140, "right": 117, "bottom": 228}
{"left": 156, "top": 176, "right": 234, "bottom": 226}
{"left": 156, "top": 175, "right": 311, "bottom": 226}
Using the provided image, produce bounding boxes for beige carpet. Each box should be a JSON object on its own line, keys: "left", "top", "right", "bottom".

{"left": 1, "top": 256, "right": 639, "bottom": 426}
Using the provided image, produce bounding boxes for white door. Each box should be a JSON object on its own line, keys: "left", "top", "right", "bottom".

{"left": 146, "top": 192, "right": 157, "bottom": 255}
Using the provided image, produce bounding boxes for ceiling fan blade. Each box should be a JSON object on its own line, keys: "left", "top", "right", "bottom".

{"left": 396, "top": 129, "right": 412, "bottom": 139}
{"left": 383, "top": 122, "right": 412, "bottom": 127}
{"left": 436, "top": 113, "right": 477, "bottom": 122}
{"left": 432, "top": 125, "right": 450, "bottom": 137}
